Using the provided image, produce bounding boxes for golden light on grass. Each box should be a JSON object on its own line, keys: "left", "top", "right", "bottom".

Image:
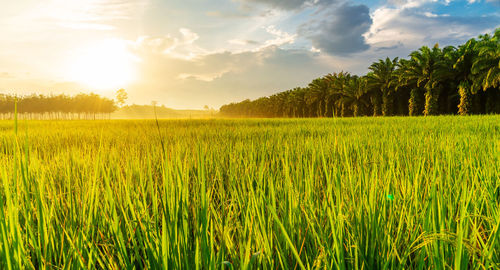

{"left": 67, "top": 39, "right": 137, "bottom": 91}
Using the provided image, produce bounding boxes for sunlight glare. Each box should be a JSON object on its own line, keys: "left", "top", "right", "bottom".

{"left": 68, "top": 39, "right": 137, "bottom": 91}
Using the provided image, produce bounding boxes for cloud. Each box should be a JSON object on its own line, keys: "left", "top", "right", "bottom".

{"left": 177, "top": 71, "right": 229, "bottom": 82}
{"left": 131, "top": 25, "right": 297, "bottom": 62}
{"left": 228, "top": 39, "right": 260, "bottom": 45}
{"left": 374, "top": 42, "right": 404, "bottom": 52}
{"left": 300, "top": 3, "right": 372, "bottom": 56}
{"left": 126, "top": 34, "right": 342, "bottom": 108}
{"left": 365, "top": 5, "right": 500, "bottom": 51}
{"left": 239, "top": 0, "right": 336, "bottom": 10}
{"left": 205, "top": 10, "right": 254, "bottom": 18}
{"left": 259, "top": 26, "right": 297, "bottom": 49}
{"left": 14, "top": 0, "right": 148, "bottom": 31}
{"left": 130, "top": 24, "right": 299, "bottom": 85}
{"left": 130, "top": 28, "right": 208, "bottom": 60}
{"left": 387, "top": 0, "right": 437, "bottom": 8}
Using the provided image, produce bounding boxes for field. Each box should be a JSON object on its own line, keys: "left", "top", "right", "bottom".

{"left": 0, "top": 116, "right": 499, "bottom": 269}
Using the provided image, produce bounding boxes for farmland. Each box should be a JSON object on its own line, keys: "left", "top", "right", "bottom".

{"left": 0, "top": 116, "right": 499, "bottom": 269}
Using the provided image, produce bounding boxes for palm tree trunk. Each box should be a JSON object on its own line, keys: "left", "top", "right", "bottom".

{"left": 382, "top": 92, "right": 393, "bottom": 116}
{"left": 486, "top": 89, "right": 500, "bottom": 114}
{"left": 409, "top": 89, "right": 422, "bottom": 116}
{"left": 371, "top": 93, "right": 382, "bottom": 116}
{"left": 317, "top": 101, "right": 322, "bottom": 117}
{"left": 484, "top": 88, "right": 500, "bottom": 114}
{"left": 424, "top": 87, "right": 440, "bottom": 116}
{"left": 324, "top": 100, "right": 328, "bottom": 118}
{"left": 458, "top": 82, "right": 472, "bottom": 116}
{"left": 353, "top": 104, "right": 359, "bottom": 117}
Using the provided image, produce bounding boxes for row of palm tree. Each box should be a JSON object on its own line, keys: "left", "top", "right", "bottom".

{"left": 0, "top": 93, "right": 117, "bottom": 120}
{"left": 220, "top": 29, "right": 500, "bottom": 117}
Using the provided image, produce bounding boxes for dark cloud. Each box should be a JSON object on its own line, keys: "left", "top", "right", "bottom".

{"left": 300, "top": 3, "right": 372, "bottom": 55}
{"left": 240, "top": 0, "right": 335, "bottom": 10}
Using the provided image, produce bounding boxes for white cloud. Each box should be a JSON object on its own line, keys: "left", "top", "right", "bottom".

{"left": 228, "top": 39, "right": 260, "bottom": 45}
{"left": 423, "top": 11, "right": 439, "bottom": 17}
{"left": 239, "top": 0, "right": 337, "bottom": 10}
{"left": 388, "top": 0, "right": 439, "bottom": 8}
{"left": 177, "top": 71, "right": 229, "bottom": 82}
{"left": 131, "top": 28, "right": 209, "bottom": 60}
{"left": 310, "top": 46, "right": 321, "bottom": 53}
{"left": 259, "top": 26, "right": 297, "bottom": 49}
{"left": 365, "top": 3, "right": 499, "bottom": 51}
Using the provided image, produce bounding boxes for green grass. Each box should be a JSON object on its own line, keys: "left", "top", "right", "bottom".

{"left": 0, "top": 116, "right": 498, "bottom": 269}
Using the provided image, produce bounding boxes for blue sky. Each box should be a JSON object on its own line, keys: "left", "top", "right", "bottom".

{"left": 0, "top": 0, "right": 498, "bottom": 109}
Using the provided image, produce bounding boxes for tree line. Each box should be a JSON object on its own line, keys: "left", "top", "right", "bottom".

{"left": 0, "top": 93, "right": 117, "bottom": 120}
{"left": 220, "top": 29, "right": 500, "bottom": 118}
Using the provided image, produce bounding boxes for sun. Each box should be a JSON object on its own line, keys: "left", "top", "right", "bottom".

{"left": 68, "top": 39, "right": 137, "bottom": 91}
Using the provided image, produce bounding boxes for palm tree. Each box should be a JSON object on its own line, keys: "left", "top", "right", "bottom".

{"left": 308, "top": 78, "right": 330, "bottom": 117}
{"left": 367, "top": 57, "right": 399, "bottom": 116}
{"left": 323, "top": 72, "right": 342, "bottom": 117}
{"left": 454, "top": 38, "right": 478, "bottom": 115}
{"left": 399, "top": 44, "right": 450, "bottom": 116}
{"left": 328, "top": 72, "right": 352, "bottom": 117}
{"left": 289, "top": 88, "right": 307, "bottom": 117}
{"left": 337, "top": 76, "right": 369, "bottom": 117}
{"left": 397, "top": 59, "right": 424, "bottom": 116}
{"left": 472, "top": 29, "right": 500, "bottom": 95}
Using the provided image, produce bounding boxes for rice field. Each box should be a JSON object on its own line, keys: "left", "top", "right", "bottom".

{"left": 0, "top": 116, "right": 499, "bottom": 269}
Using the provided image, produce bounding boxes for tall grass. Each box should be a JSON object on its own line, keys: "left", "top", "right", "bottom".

{"left": 0, "top": 116, "right": 498, "bottom": 269}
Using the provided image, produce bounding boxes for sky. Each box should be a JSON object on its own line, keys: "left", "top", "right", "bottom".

{"left": 0, "top": 0, "right": 498, "bottom": 109}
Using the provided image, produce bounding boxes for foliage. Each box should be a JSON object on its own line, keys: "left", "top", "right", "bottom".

{"left": 116, "top": 88, "right": 128, "bottom": 107}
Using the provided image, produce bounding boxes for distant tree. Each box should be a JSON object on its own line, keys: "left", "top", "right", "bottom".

{"left": 116, "top": 89, "right": 128, "bottom": 107}
{"left": 0, "top": 93, "right": 116, "bottom": 120}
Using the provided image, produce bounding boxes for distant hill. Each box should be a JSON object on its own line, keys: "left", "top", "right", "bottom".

{"left": 111, "top": 105, "right": 216, "bottom": 119}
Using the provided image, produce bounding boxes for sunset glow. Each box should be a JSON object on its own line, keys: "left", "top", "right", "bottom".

{"left": 0, "top": 0, "right": 498, "bottom": 109}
